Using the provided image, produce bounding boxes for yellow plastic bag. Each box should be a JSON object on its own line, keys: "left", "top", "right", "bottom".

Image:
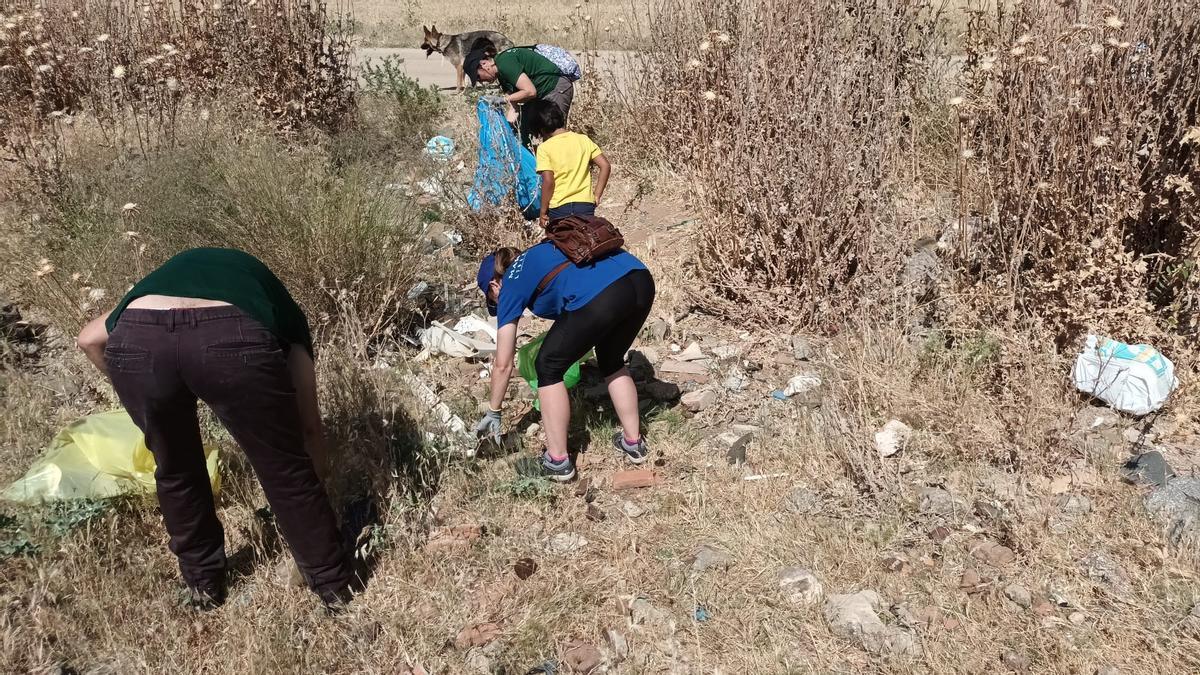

{"left": 0, "top": 410, "right": 220, "bottom": 504}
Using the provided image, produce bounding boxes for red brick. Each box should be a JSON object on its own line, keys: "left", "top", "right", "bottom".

{"left": 613, "top": 469, "right": 660, "bottom": 491}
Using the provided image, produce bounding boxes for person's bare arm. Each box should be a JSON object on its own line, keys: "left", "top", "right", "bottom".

{"left": 288, "top": 347, "right": 329, "bottom": 481}
{"left": 489, "top": 322, "right": 518, "bottom": 412}
{"left": 539, "top": 170, "right": 555, "bottom": 225}
{"left": 505, "top": 73, "right": 538, "bottom": 104}
{"left": 592, "top": 153, "right": 611, "bottom": 206}
{"left": 77, "top": 311, "right": 113, "bottom": 376}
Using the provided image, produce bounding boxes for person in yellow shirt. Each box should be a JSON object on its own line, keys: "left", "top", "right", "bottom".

{"left": 528, "top": 100, "right": 611, "bottom": 225}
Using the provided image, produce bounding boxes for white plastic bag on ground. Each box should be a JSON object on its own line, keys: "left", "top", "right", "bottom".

{"left": 1072, "top": 334, "right": 1178, "bottom": 416}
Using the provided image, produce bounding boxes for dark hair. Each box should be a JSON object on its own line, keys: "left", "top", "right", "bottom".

{"left": 524, "top": 99, "right": 565, "bottom": 140}
{"left": 464, "top": 48, "right": 489, "bottom": 85}
{"left": 491, "top": 247, "right": 521, "bottom": 283}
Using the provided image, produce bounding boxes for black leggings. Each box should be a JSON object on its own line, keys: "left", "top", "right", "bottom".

{"left": 535, "top": 269, "right": 655, "bottom": 386}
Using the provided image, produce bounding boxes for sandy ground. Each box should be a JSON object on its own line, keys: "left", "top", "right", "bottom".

{"left": 355, "top": 47, "right": 635, "bottom": 91}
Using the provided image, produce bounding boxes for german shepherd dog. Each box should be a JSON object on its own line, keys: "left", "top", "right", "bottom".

{"left": 420, "top": 26, "right": 514, "bottom": 91}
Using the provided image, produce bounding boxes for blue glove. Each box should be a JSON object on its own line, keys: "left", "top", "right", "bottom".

{"left": 474, "top": 408, "right": 502, "bottom": 444}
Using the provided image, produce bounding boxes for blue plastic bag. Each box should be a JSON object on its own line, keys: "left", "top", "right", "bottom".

{"left": 466, "top": 99, "right": 541, "bottom": 220}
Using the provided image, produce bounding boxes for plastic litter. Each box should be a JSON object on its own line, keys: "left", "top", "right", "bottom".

{"left": 466, "top": 99, "right": 541, "bottom": 220}
{"left": 875, "top": 420, "right": 912, "bottom": 458}
{"left": 424, "top": 135, "right": 455, "bottom": 160}
{"left": 1072, "top": 334, "right": 1178, "bottom": 416}
{"left": 419, "top": 319, "right": 496, "bottom": 358}
{"left": 517, "top": 332, "right": 588, "bottom": 410}
{"left": 1, "top": 410, "right": 219, "bottom": 504}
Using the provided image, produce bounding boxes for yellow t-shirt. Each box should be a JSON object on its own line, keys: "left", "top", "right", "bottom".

{"left": 535, "top": 131, "right": 602, "bottom": 209}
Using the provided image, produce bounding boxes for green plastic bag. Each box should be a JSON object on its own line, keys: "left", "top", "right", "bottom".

{"left": 517, "top": 332, "right": 590, "bottom": 410}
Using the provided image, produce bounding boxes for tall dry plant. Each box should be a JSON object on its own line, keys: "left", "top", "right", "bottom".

{"left": 953, "top": 0, "right": 1199, "bottom": 345}
{"left": 0, "top": 0, "right": 355, "bottom": 190}
{"left": 641, "top": 0, "right": 932, "bottom": 327}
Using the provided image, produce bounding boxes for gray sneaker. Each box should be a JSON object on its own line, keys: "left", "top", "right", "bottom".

{"left": 540, "top": 452, "right": 576, "bottom": 482}
{"left": 612, "top": 433, "right": 649, "bottom": 464}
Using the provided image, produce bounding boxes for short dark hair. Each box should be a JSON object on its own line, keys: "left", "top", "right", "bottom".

{"left": 524, "top": 99, "right": 565, "bottom": 139}
{"left": 464, "top": 48, "right": 488, "bottom": 85}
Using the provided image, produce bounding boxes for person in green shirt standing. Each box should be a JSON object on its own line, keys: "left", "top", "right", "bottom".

{"left": 465, "top": 45, "right": 575, "bottom": 146}
{"left": 76, "top": 248, "right": 356, "bottom": 610}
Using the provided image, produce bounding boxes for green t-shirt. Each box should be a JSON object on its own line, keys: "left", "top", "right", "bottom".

{"left": 495, "top": 48, "right": 562, "bottom": 98}
{"left": 105, "top": 248, "right": 313, "bottom": 356}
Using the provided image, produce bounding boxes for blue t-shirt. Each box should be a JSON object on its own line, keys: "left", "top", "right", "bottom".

{"left": 496, "top": 242, "right": 647, "bottom": 327}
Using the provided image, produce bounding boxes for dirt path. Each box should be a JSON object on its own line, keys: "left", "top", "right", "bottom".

{"left": 355, "top": 47, "right": 635, "bottom": 90}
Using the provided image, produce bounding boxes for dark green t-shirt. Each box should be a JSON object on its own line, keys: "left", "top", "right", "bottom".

{"left": 105, "top": 248, "right": 313, "bottom": 356}
{"left": 495, "top": 48, "right": 562, "bottom": 98}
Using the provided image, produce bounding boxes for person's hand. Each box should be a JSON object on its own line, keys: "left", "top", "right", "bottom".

{"left": 474, "top": 408, "right": 502, "bottom": 444}
{"left": 505, "top": 103, "right": 519, "bottom": 125}
{"left": 539, "top": 214, "right": 549, "bottom": 228}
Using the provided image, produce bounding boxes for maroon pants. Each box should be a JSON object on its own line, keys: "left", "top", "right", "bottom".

{"left": 105, "top": 307, "right": 353, "bottom": 601}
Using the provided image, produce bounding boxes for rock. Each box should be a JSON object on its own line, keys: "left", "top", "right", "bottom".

{"left": 546, "top": 533, "right": 588, "bottom": 555}
{"left": 574, "top": 477, "right": 592, "bottom": 498}
{"left": 1145, "top": 477, "right": 1200, "bottom": 544}
{"left": 691, "top": 544, "right": 733, "bottom": 572}
{"left": 604, "top": 629, "right": 629, "bottom": 662}
{"left": 639, "top": 346, "right": 660, "bottom": 365}
{"left": 1078, "top": 549, "right": 1132, "bottom": 598}
{"left": 959, "top": 569, "right": 986, "bottom": 593}
{"left": 274, "top": 557, "right": 306, "bottom": 588}
{"left": 1031, "top": 597, "right": 1055, "bottom": 616}
{"left": 513, "top": 557, "right": 539, "bottom": 580}
{"left": 919, "top": 487, "right": 964, "bottom": 517}
{"left": 586, "top": 503, "right": 607, "bottom": 522}
{"left": 563, "top": 640, "right": 603, "bottom": 674}
{"left": 1000, "top": 649, "right": 1030, "bottom": 672}
{"left": 880, "top": 555, "right": 908, "bottom": 573}
{"left": 1069, "top": 611, "right": 1086, "bottom": 625}
{"left": 875, "top": 420, "right": 912, "bottom": 458}
{"left": 784, "top": 485, "right": 823, "bottom": 515}
{"left": 1055, "top": 494, "right": 1093, "bottom": 516}
{"left": 777, "top": 568, "right": 824, "bottom": 606}
{"left": 1121, "top": 451, "right": 1175, "bottom": 487}
{"left": 677, "top": 341, "right": 706, "bottom": 361}
{"left": 644, "top": 380, "right": 682, "bottom": 402}
{"left": 783, "top": 372, "right": 822, "bottom": 397}
{"left": 1124, "top": 426, "right": 1155, "bottom": 444}
{"left": 711, "top": 344, "right": 741, "bottom": 360}
{"left": 1095, "top": 667, "right": 1120, "bottom": 675}
{"left": 426, "top": 524, "right": 484, "bottom": 551}
{"left": 722, "top": 370, "right": 749, "bottom": 392}
{"left": 455, "top": 622, "right": 502, "bottom": 649}
{"left": 646, "top": 318, "right": 669, "bottom": 341}
{"left": 791, "top": 335, "right": 813, "bottom": 361}
{"left": 970, "top": 540, "right": 1017, "bottom": 567}
{"left": 464, "top": 650, "right": 492, "bottom": 674}
{"left": 973, "top": 500, "right": 1004, "bottom": 521}
{"left": 1072, "top": 407, "right": 1120, "bottom": 433}
{"left": 621, "top": 501, "right": 645, "bottom": 518}
{"left": 824, "top": 590, "right": 920, "bottom": 657}
{"left": 681, "top": 389, "right": 717, "bottom": 412}
{"left": 612, "top": 469, "right": 660, "bottom": 491}
{"left": 659, "top": 359, "right": 709, "bottom": 376}
{"left": 726, "top": 437, "right": 749, "bottom": 465}
{"left": 1004, "top": 584, "right": 1032, "bottom": 609}
{"left": 928, "top": 526, "right": 952, "bottom": 544}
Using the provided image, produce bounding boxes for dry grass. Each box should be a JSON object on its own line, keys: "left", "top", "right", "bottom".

{"left": 3, "top": 0, "right": 1200, "bottom": 673}
{"left": 352, "top": 0, "right": 648, "bottom": 50}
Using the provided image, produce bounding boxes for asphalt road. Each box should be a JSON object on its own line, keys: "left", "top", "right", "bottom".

{"left": 355, "top": 47, "right": 633, "bottom": 90}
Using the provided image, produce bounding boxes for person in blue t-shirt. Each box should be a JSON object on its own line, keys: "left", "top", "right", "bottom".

{"left": 474, "top": 242, "right": 656, "bottom": 480}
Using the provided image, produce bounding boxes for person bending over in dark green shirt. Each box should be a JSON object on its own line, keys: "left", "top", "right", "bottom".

{"left": 77, "top": 248, "right": 356, "bottom": 610}
{"left": 465, "top": 46, "right": 575, "bottom": 146}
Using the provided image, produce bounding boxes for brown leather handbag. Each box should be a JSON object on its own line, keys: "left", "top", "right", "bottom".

{"left": 535, "top": 215, "right": 625, "bottom": 293}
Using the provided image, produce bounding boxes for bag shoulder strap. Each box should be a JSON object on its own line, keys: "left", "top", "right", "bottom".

{"left": 536, "top": 261, "right": 570, "bottom": 294}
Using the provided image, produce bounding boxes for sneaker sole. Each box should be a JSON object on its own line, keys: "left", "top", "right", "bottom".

{"left": 546, "top": 468, "right": 576, "bottom": 482}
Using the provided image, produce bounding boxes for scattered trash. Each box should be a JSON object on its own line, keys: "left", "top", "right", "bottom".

{"left": 676, "top": 342, "right": 706, "bottom": 361}
{"left": 420, "top": 320, "right": 496, "bottom": 358}
{"left": 1072, "top": 334, "right": 1178, "bottom": 416}
{"left": 400, "top": 374, "right": 472, "bottom": 455}
{"left": 721, "top": 370, "right": 749, "bottom": 392}
{"left": 825, "top": 590, "right": 920, "bottom": 657}
{"left": 875, "top": 419, "right": 912, "bottom": 458}
{"left": 783, "top": 372, "right": 822, "bottom": 397}
{"left": 1, "top": 410, "right": 219, "bottom": 503}
{"left": 770, "top": 390, "right": 790, "bottom": 401}
{"left": 424, "top": 135, "right": 455, "bottom": 159}
{"left": 693, "top": 605, "right": 712, "bottom": 622}
{"left": 1121, "top": 451, "right": 1174, "bottom": 487}
{"left": 518, "top": 332, "right": 588, "bottom": 409}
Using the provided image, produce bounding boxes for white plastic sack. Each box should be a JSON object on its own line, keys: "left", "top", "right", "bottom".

{"left": 1072, "top": 334, "right": 1178, "bottom": 416}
